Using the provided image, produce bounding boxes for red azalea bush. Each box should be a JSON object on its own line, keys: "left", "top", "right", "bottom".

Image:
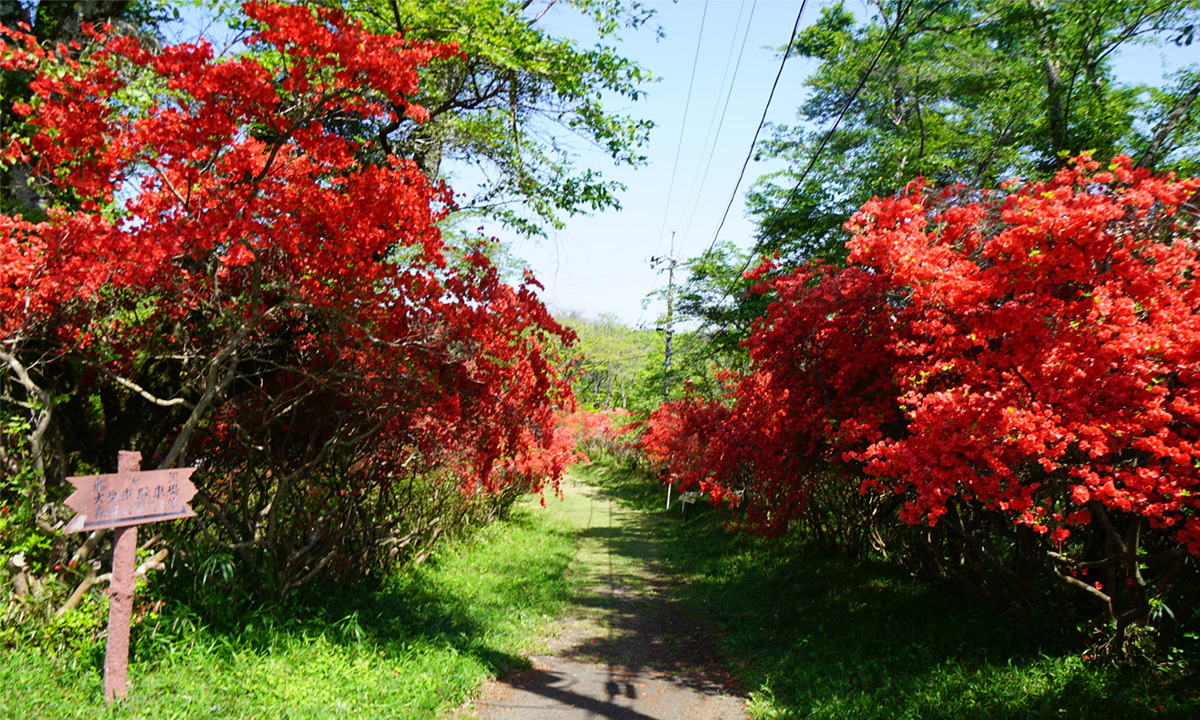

{"left": 644, "top": 265, "right": 906, "bottom": 537}
{"left": 647, "top": 156, "right": 1200, "bottom": 649}
{"left": 561, "top": 408, "right": 641, "bottom": 468}
{"left": 0, "top": 3, "right": 573, "bottom": 602}
{"left": 846, "top": 160, "right": 1200, "bottom": 545}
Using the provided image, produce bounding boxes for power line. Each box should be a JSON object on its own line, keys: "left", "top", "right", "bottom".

{"left": 672, "top": 0, "right": 753, "bottom": 242}
{"left": 567, "top": 262, "right": 651, "bottom": 289}
{"left": 571, "top": 266, "right": 655, "bottom": 296}
{"left": 677, "top": 0, "right": 758, "bottom": 256}
{"left": 731, "top": 0, "right": 924, "bottom": 275}
{"left": 703, "top": 0, "right": 809, "bottom": 257}
{"left": 653, "top": 0, "right": 709, "bottom": 257}
{"left": 680, "top": 0, "right": 932, "bottom": 333}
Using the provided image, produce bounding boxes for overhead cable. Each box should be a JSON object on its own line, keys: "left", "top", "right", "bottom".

{"left": 740, "top": 0, "right": 926, "bottom": 267}
{"left": 702, "top": 0, "right": 934, "bottom": 314}
{"left": 703, "top": 0, "right": 809, "bottom": 257}
{"left": 677, "top": 0, "right": 758, "bottom": 255}
{"left": 653, "top": 0, "right": 710, "bottom": 257}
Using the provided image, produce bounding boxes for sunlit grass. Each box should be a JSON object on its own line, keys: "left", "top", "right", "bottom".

{"left": 0, "top": 503, "right": 574, "bottom": 719}
{"left": 576, "top": 463, "right": 1200, "bottom": 720}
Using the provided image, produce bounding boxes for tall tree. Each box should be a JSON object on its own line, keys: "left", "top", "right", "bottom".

{"left": 676, "top": 0, "right": 1200, "bottom": 357}
{"left": 672, "top": 242, "right": 761, "bottom": 367}
{"left": 559, "top": 311, "right": 661, "bottom": 412}
{"left": 330, "top": 0, "right": 655, "bottom": 238}
{"left": 751, "top": 0, "right": 1200, "bottom": 264}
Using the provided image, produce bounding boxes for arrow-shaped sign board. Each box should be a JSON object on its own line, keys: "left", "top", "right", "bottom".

{"left": 63, "top": 467, "right": 198, "bottom": 533}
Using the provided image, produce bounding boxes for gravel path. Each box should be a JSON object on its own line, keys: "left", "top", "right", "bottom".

{"left": 453, "top": 475, "right": 749, "bottom": 720}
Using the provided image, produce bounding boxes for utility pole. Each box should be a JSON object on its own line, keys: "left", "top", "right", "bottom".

{"left": 651, "top": 231, "right": 677, "bottom": 402}
{"left": 651, "top": 233, "right": 679, "bottom": 512}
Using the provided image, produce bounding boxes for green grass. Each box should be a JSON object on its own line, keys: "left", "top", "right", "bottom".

{"left": 576, "top": 463, "right": 1200, "bottom": 720}
{"left": 13, "top": 466, "right": 1200, "bottom": 719}
{"left": 0, "top": 503, "right": 574, "bottom": 719}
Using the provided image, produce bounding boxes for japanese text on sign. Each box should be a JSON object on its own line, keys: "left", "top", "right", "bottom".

{"left": 64, "top": 467, "right": 198, "bottom": 533}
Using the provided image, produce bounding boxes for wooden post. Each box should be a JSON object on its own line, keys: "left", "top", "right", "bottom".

{"left": 103, "top": 450, "right": 141, "bottom": 703}
{"left": 63, "top": 452, "right": 198, "bottom": 702}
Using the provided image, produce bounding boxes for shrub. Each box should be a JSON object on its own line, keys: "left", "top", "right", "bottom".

{"left": 0, "top": 2, "right": 573, "bottom": 618}
{"left": 646, "top": 156, "right": 1200, "bottom": 654}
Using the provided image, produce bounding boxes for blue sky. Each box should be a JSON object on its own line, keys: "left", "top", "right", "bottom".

{"left": 477, "top": 1, "right": 815, "bottom": 328}
{"left": 447, "top": 0, "right": 1197, "bottom": 328}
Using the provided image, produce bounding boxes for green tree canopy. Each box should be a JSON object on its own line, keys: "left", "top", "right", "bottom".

{"left": 752, "top": 0, "right": 1200, "bottom": 264}
{"left": 342, "top": 0, "right": 656, "bottom": 238}
{"left": 677, "top": 0, "right": 1200, "bottom": 358}
{"left": 558, "top": 311, "right": 662, "bottom": 412}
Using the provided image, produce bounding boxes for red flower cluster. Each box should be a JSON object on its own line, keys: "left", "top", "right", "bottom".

{"left": 1, "top": 3, "right": 574, "bottom": 587}
{"left": 559, "top": 408, "right": 640, "bottom": 467}
{"left": 645, "top": 156, "right": 1200, "bottom": 552}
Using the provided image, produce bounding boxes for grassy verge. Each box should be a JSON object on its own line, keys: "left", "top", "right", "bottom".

{"left": 576, "top": 463, "right": 1200, "bottom": 720}
{"left": 0, "top": 502, "right": 574, "bottom": 719}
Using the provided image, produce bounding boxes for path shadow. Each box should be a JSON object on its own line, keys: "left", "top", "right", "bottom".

{"left": 547, "top": 480, "right": 745, "bottom": 700}
{"left": 584, "top": 468, "right": 1200, "bottom": 720}
{"left": 490, "top": 665, "right": 663, "bottom": 720}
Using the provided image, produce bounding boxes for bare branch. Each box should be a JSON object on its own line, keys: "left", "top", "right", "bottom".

{"left": 1139, "top": 77, "right": 1200, "bottom": 170}
{"left": 1050, "top": 561, "right": 1114, "bottom": 617}
{"left": 0, "top": 348, "right": 52, "bottom": 478}
{"left": 57, "top": 563, "right": 100, "bottom": 615}
{"left": 147, "top": 161, "right": 189, "bottom": 208}
{"left": 71, "top": 529, "right": 108, "bottom": 565}
{"left": 158, "top": 302, "right": 291, "bottom": 469}
{"left": 85, "top": 362, "right": 195, "bottom": 408}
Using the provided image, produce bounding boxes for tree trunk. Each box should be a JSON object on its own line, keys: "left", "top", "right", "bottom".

{"left": 1043, "top": 56, "right": 1068, "bottom": 158}
{"left": 1139, "top": 78, "right": 1200, "bottom": 169}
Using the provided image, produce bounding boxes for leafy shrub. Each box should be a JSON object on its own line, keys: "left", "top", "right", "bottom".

{"left": 561, "top": 409, "right": 644, "bottom": 470}
{"left": 0, "top": 2, "right": 574, "bottom": 613}
{"left": 645, "top": 156, "right": 1200, "bottom": 655}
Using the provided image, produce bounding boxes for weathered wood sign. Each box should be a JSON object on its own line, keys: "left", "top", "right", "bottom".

{"left": 63, "top": 451, "right": 198, "bottom": 703}
{"left": 64, "top": 465, "right": 197, "bottom": 532}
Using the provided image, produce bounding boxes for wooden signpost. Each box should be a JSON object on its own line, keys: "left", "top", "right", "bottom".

{"left": 63, "top": 451, "right": 198, "bottom": 703}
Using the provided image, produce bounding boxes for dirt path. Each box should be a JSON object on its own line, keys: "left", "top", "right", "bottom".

{"left": 453, "top": 474, "right": 749, "bottom": 720}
